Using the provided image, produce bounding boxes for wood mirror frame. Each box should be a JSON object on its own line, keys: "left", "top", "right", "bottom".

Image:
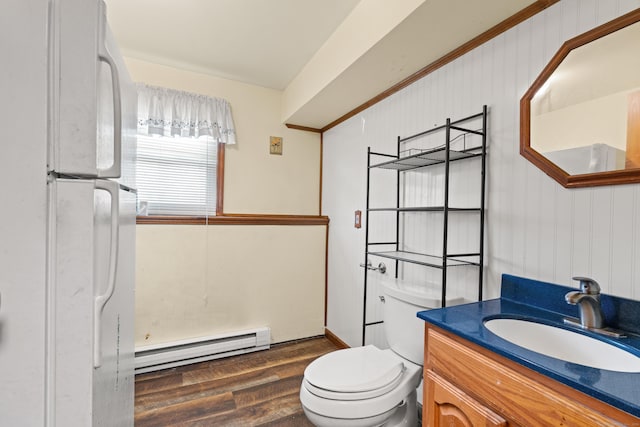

{"left": 520, "top": 8, "right": 640, "bottom": 188}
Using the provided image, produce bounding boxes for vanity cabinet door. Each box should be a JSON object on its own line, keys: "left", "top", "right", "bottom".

{"left": 426, "top": 370, "right": 507, "bottom": 427}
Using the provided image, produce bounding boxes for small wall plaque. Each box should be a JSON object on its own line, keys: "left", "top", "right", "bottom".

{"left": 270, "top": 136, "right": 283, "bottom": 155}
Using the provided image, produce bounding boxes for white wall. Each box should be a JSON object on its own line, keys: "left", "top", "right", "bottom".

{"left": 533, "top": 90, "right": 630, "bottom": 153}
{"left": 323, "top": 0, "right": 640, "bottom": 347}
{"left": 136, "top": 225, "right": 326, "bottom": 345}
{"left": 125, "top": 59, "right": 326, "bottom": 347}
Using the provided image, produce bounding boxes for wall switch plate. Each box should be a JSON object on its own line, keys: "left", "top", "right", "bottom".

{"left": 270, "top": 136, "right": 283, "bottom": 155}
{"left": 355, "top": 210, "right": 362, "bottom": 228}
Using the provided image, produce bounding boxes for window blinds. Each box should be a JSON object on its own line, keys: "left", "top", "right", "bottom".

{"left": 136, "top": 134, "right": 217, "bottom": 216}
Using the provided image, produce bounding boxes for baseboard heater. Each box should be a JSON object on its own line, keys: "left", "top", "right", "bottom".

{"left": 134, "top": 327, "right": 271, "bottom": 374}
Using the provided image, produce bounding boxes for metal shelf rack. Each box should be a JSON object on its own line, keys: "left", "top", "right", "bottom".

{"left": 361, "top": 106, "right": 488, "bottom": 345}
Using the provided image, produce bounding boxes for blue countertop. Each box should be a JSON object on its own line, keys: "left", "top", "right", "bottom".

{"left": 417, "top": 274, "right": 640, "bottom": 418}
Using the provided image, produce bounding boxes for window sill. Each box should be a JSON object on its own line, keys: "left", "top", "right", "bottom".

{"left": 136, "top": 214, "right": 329, "bottom": 226}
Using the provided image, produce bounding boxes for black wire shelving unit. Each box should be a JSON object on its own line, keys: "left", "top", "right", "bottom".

{"left": 361, "top": 106, "right": 488, "bottom": 346}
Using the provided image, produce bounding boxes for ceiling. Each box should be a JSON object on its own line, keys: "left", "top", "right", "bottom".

{"left": 104, "top": 0, "right": 360, "bottom": 90}
{"left": 105, "top": 0, "right": 540, "bottom": 129}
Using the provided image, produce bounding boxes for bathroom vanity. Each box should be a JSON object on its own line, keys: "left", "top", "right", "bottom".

{"left": 418, "top": 274, "right": 640, "bottom": 426}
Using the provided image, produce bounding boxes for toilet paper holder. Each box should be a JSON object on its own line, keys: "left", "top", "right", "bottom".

{"left": 359, "top": 260, "right": 387, "bottom": 274}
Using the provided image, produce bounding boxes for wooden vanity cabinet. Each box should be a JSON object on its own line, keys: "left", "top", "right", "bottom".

{"left": 423, "top": 325, "right": 640, "bottom": 427}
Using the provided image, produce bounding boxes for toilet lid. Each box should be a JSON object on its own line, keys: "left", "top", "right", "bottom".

{"left": 304, "top": 346, "right": 405, "bottom": 394}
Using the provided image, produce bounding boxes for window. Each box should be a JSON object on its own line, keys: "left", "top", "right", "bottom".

{"left": 134, "top": 83, "right": 236, "bottom": 218}
{"left": 136, "top": 134, "right": 219, "bottom": 216}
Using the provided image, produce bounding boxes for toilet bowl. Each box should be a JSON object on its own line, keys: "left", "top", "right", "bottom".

{"left": 300, "top": 345, "right": 422, "bottom": 426}
{"left": 300, "top": 277, "right": 460, "bottom": 426}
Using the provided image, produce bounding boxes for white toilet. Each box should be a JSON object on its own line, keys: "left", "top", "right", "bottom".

{"left": 300, "top": 277, "right": 460, "bottom": 426}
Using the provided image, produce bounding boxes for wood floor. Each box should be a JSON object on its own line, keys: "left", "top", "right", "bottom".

{"left": 134, "top": 337, "right": 339, "bottom": 426}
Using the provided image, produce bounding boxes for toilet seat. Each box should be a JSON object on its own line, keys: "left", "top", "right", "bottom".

{"left": 303, "top": 372, "right": 404, "bottom": 401}
{"left": 300, "top": 347, "right": 423, "bottom": 420}
{"left": 304, "top": 346, "right": 405, "bottom": 400}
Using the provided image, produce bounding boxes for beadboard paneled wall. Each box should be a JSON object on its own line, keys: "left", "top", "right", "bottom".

{"left": 323, "top": 0, "right": 640, "bottom": 347}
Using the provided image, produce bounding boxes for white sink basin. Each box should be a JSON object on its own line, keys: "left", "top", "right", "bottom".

{"left": 483, "top": 318, "right": 640, "bottom": 372}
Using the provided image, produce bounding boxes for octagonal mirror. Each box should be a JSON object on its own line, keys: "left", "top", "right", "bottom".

{"left": 520, "top": 9, "right": 640, "bottom": 188}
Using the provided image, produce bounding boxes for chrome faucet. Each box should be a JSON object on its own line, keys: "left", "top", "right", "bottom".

{"left": 565, "top": 276, "right": 604, "bottom": 329}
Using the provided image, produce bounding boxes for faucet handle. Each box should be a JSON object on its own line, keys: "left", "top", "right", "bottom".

{"left": 572, "top": 276, "right": 601, "bottom": 295}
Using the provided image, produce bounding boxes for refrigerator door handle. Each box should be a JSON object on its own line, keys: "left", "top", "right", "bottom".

{"left": 96, "top": 1, "right": 122, "bottom": 179}
{"left": 94, "top": 180, "right": 120, "bottom": 368}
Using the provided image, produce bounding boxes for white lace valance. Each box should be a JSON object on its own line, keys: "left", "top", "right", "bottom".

{"left": 136, "top": 83, "right": 237, "bottom": 144}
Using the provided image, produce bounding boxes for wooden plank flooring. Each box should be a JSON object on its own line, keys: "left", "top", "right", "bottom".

{"left": 134, "top": 337, "right": 338, "bottom": 426}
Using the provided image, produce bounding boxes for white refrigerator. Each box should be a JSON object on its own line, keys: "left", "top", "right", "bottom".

{"left": 0, "top": 0, "right": 136, "bottom": 425}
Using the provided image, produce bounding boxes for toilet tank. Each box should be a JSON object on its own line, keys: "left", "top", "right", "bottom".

{"left": 382, "top": 277, "right": 464, "bottom": 365}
